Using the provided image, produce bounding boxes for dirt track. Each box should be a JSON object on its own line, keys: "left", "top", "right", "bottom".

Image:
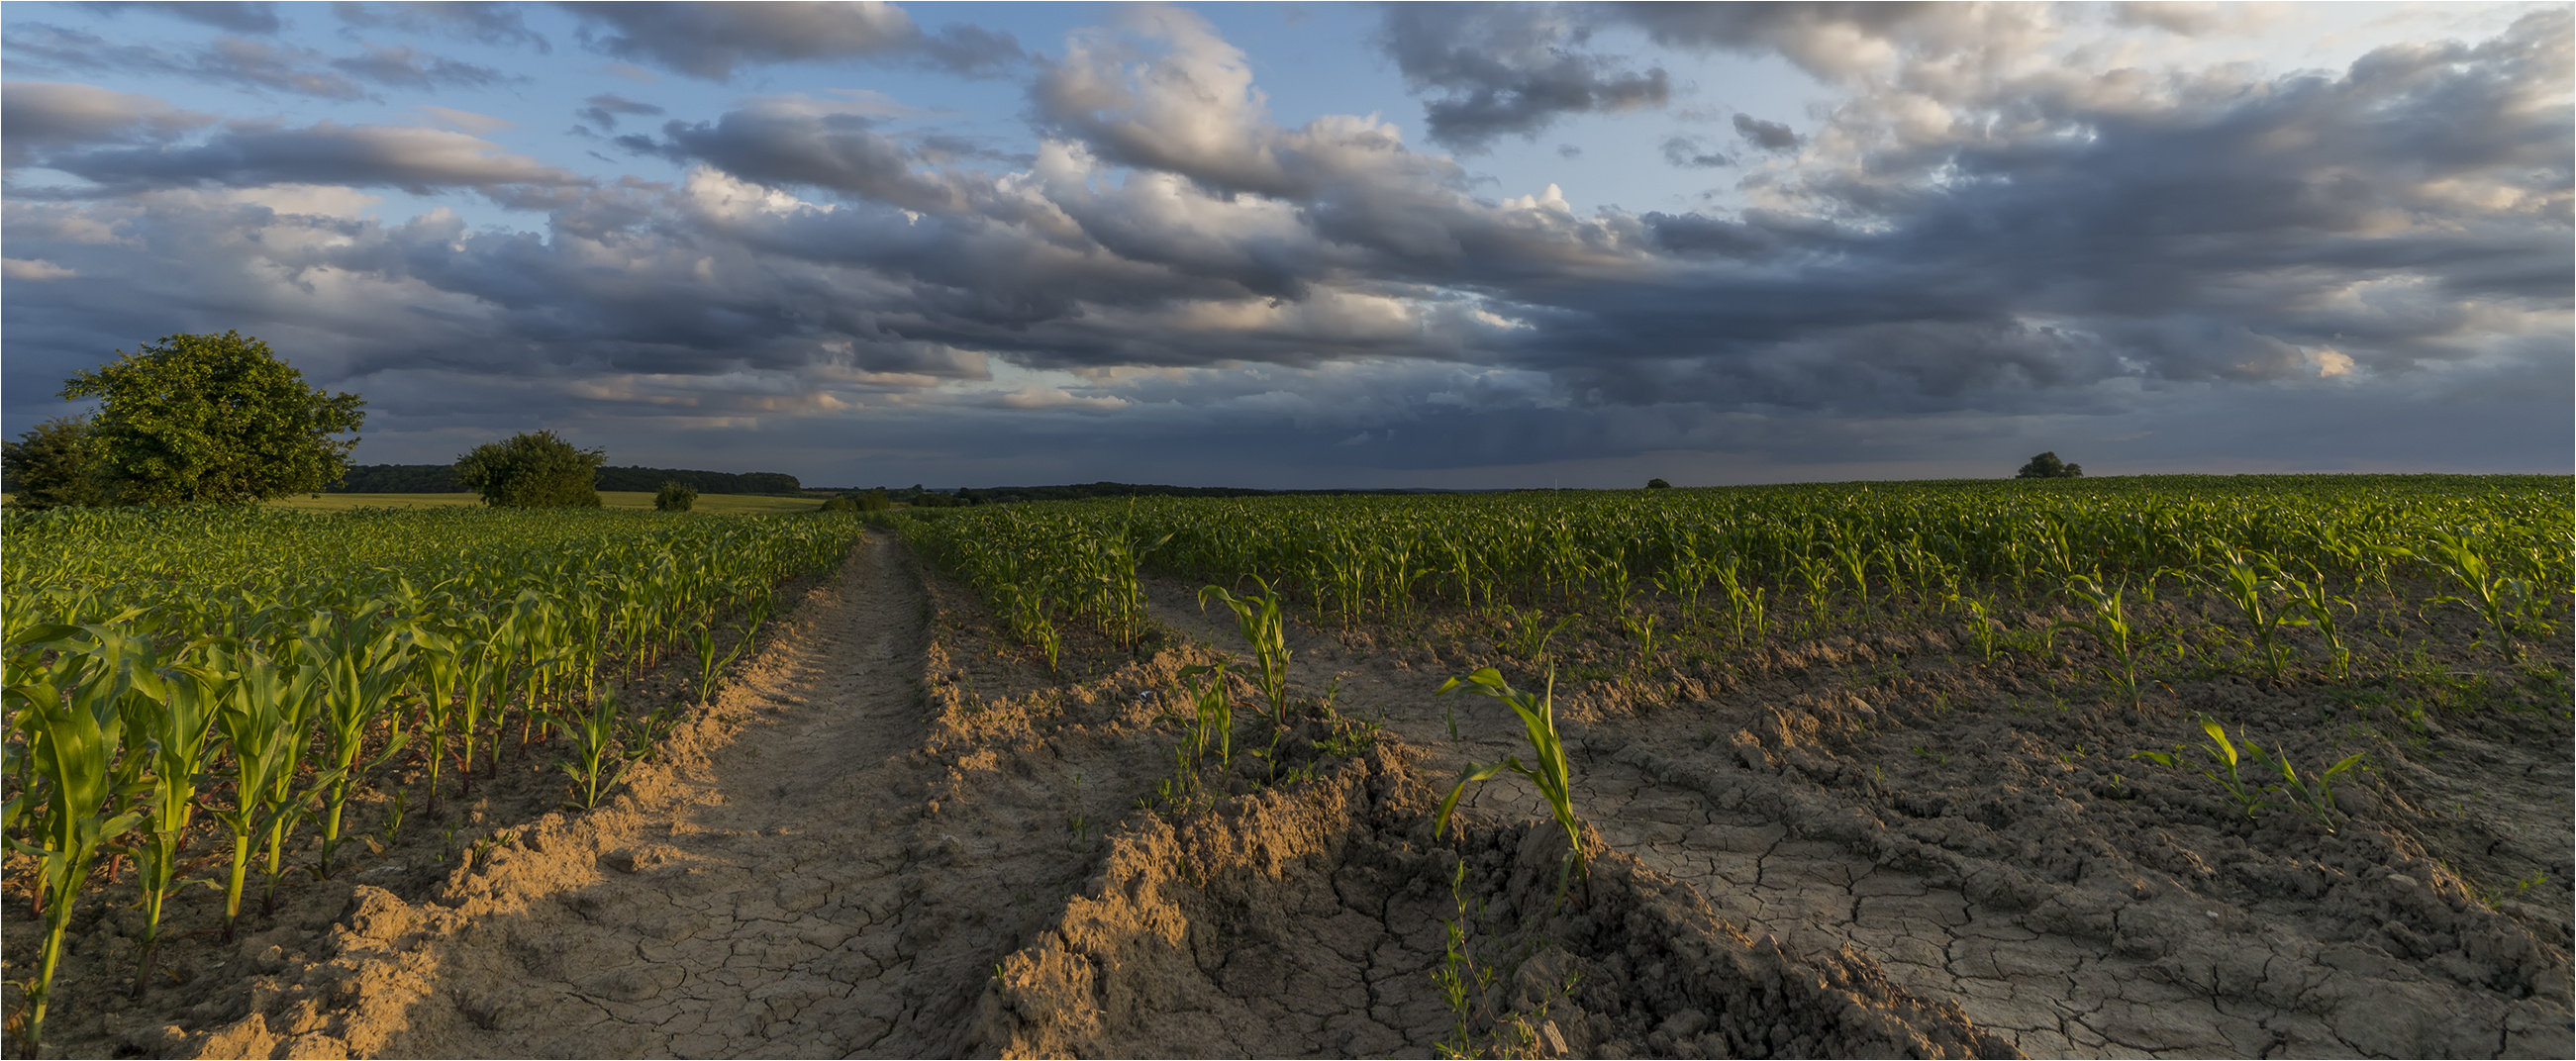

{"left": 99, "top": 533, "right": 2570, "bottom": 1059}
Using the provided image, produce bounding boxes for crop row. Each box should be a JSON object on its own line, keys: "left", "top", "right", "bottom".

{"left": 1, "top": 506, "right": 863, "bottom": 1050}
{"left": 886, "top": 476, "right": 2570, "bottom": 658}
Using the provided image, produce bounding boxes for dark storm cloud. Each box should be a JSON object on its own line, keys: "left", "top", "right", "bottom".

{"left": 78, "top": 2, "right": 282, "bottom": 35}
{"left": 1377, "top": 2, "right": 1669, "bottom": 151}
{"left": 563, "top": 2, "right": 1024, "bottom": 82}
{"left": 1732, "top": 114, "right": 1799, "bottom": 151}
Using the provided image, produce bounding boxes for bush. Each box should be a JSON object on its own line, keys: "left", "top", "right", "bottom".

{"left": 653, "top": 480, "right": 698, "bottom": 512}
{"left": 57, "top": 331, "right": 365, "bottom": 505}
{"left": 453, "top": 431, "right": 606, "bottom": 508}
{"left": 1645, "top": 478, "right": 1671, "bottom": 490}
{"left": 819, "top": 495, "right": 859, "bottom": 513}
{"left": 852, "top": 489, "right": 892, "bottom": 512}
{"left": 2016, "top": 452, "right": 2084, "bottom": 479}
{"left": 1, "top": 417, "right": 117, "bottom": 509}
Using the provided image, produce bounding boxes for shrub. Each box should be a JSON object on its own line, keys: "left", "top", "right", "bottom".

{"left": 819, "top": 495, "right": 859, "bottom": 513}
{"left": 653, "top": 480, "right": 698, "bottom": 512}
{"left": 1, "top": 417, "right": 117, "bottom": 509}
{"left": 453, "top": 431, "right": 605, "bottom": 508}
{"left": 1645, "top": 477, "right": 1671, "bottom": 490}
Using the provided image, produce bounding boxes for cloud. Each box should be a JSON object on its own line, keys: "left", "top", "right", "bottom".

{"left": 413, "top": 105, "right": 514, "bottom": 135}
{"left": 5, "top": 25, "right": 371, "bottom": 99}
{"left": 329, "top": 42, "right": 516, "bottom": 90}
{"left": 1658, "top": 136, "right": 1732, "bottom": 169}
{"left": 3, "top": 11, "right": 2565, "bottom": 486}
{"left": 1732, "top": 114, "right": 1800, "bottom": 151}
{"left": 32, "top": 120, "right": 592, "bottom": 201}
{"left": 77, "top": 1, "right": 281, "bottom": 35}
{"left": 575, "top": 92, "right": 665, "bottom": 133}
{"left": 1, "top": 81, "right": 217, "bottom": 167}
{"left": 3, "top": 257, "right": 79, "bottom": 281}
{"left": 564, "top": 1, "right": 1024, "bottom": 81}
{"left": 1377, "top": 2, "right": 1669, "bottom": 151}
{"left": 332, "top": 2, "right": 551, "bottom": 51}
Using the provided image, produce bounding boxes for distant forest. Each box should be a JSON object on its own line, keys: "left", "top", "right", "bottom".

{"left": 942, "top": 481, "right": 1440, "bottom": 505}
{"left": 333, "top": 464, "right": 804, "bottom": 496}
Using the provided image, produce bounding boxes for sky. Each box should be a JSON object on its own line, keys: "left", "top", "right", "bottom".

{"left": 3, "top": 1, "right": 2567, "bottom": 490}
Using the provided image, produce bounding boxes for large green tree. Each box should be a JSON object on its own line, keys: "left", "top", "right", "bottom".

{"left": 453, "top": 431, "right": 606, "bottom": 508}
{"left": 58, "top": 332, "right": 366, "bottom": 505}
{"left": 1, "top": 416, "right": 117, "bottom": 509}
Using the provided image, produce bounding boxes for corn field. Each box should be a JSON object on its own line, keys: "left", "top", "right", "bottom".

{"left": 1, "top": 505, "right": 860, "bottom": 1049}
{"left": 885, "top": 474, "right": 2570, "bottom": 669}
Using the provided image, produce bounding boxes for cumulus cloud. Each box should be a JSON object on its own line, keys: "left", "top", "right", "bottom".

{"left": 1378, "top": 2, "right": 1670, "bottom": 151}
{"left": 4, "top": 257, "right": 79, "bottom": 281}
{"left": 565, "top": 1, "right": 1024, "bottom": 81}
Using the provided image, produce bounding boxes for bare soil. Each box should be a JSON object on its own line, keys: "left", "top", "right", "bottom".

{"left": 17, "top": 535, "right": 2570, "bottom": 1058}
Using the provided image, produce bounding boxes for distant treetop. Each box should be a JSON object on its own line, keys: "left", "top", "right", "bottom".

{"left": 2016, "top": 452, "right": 2084, "bottom": 479}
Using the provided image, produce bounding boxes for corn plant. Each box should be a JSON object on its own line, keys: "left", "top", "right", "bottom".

{"left": 125, "top": 655, "right": 226, "bottom": 997}
{"left": 2056, "top": 575, "right": 2144, "bottom": 707}
{"left": 2256, "top": 744, "right": 2368, "bottom": 832}
{"left": 301, "top": 608, "right": 416, "bottom": 879}
{"left": 1435, "top": 667, "right": 1587, "bottom": 907}
{"left": 2130, "top": 717, "right": 2271, "bottom": 818}
{"left": 208, "top": 646, "right": 334, "bottom": 929}
{"left": 545, "top": 686, "right": 636, "bottom": 811}
{"left": 2278, "top": 564, "right": 2356, "bottom": 681}
{"left": 2, "top": 627, "right": 150, "bottom": 1054}
{"left": 2205, "top": 550, "right": 2299, "bottom": 680}
{"left": 1200, "top": 577, "right": 1291, "bottom": 727}
{"left": 1178, "top": 662, "right": 1235, "bottom": 765}
{"left": 1497, "top": 606, "right": 1577, "bottom": 663}
{"left": 2423, "top": 528, "right": 2531, "bottom": 653}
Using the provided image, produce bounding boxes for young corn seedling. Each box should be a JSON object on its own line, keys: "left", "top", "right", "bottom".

{"left": 2205, "top": 550, "right": 2299, "bottom": 680}
{"left": 1200, "top": 576, "right": 1291, "bottom": 727}
{"left": 1619, "top": 609, "right": 1660, "bottom": 668}
{"left": 1499, "top": 606, "right": 1578, "bottom": 663}
{"left": 302, "top": 608, "right": 416, "bottom": 879}
{"left": 1178, "top": 662, "right": 1235, "bottom": 765}
{"left": 2279, "top": 563, "right": 2356, "bottom": 681}
{"left": 2130, "top": 716, "right": 2272, "bottom": 818}
{"left": 2424, "top": 528, "right": 2531, "bottom": 654}
{"left": 1435, "top": 667, "right": 1588, "bottom": 908}
{"left": 2257, "top": 744, "right": 2368, "bottom": 832}
{"left": 2055, "top": 575, "right": 2144, "bottom": 707}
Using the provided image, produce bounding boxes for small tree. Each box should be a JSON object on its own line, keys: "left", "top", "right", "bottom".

{"left": 2016, "top": 452, "right": 2083, "bottom": 479}
{"left": 852, "top": 488, "right": 892, "bottom": 512}
{"left": 453, "top": 431, "right": 605, "bottom": 508}
{"left": 57, "top": 332, "right": 365, "bottom": 505}
{"left": 653, "top": 480, "right": 698, "bottom": 512}
{"left": 1, "top": 417, "right": 117, "bottom": 509}
{"left": 1645, "top": 478, "right": 1672, "bottom": 490}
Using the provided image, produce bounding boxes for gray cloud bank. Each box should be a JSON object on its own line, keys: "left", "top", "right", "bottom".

{"left": 4, "top": 3, "right": 2567, "bottom": 484}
